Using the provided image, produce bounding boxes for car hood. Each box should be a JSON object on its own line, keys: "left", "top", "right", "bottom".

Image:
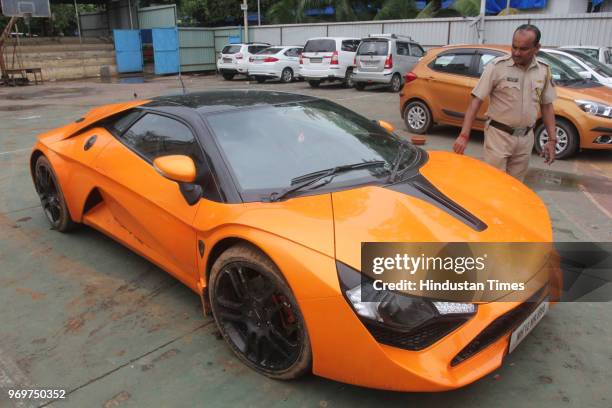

{"left": 557, "top": 83, "right": 612, "bottom": 104}
{"left": 332, "top": 151, "right": 552, "bottom": 272}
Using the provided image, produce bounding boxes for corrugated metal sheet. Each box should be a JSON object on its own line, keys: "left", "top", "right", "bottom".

{"left": 449, "top": 21, "right": 477, "bottom": 45}
{"left": 250, "top": 27, "right": 281, "bottom": 45}
{"left": 532, "top": 16, "right": 612, "bottom": 47}
{"left": 80, "top": 12, "right": 109, "bottom": 37}
{"left": 177, "top": 28, "right": 217, "bottom": 72}
{"left": 138, "top": 5, "right": 176, "bottom": 29}
{"left": 484, "top": 18, "right": 529, "bottom": 44}
{"left": 327, "top": 23, "right": 383, "bottom": 38}
{"left": 281, "top": 25, "right": 327, "bottom": 46}
{"left": 383, "top": 21, "right": 449, "bottom": 47}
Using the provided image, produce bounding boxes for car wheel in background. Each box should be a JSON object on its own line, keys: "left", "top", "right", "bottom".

{"left": 534, "top": 118, "right": 579, "bottom": 159}
{"left": 34, "top": 155, "right": 77, "bottom": 232}
{"left": 344, "top": 68, "right": 354, "bottom": 88}
{"left": 390, "top": 74, "right": 402, "bottom": 93}
{"left": 354, "top": 82, "right": 366, "bottom": 91}
{"left": 222, "top": 72, "right": 235, "bottom": 80}
{"left": 403, "top": 100, "right": 433, "bottom": 134}
{"left": 209, "top": 243, "right": 312, "bottom": 380}
{"left": 308, "top": 80, "right": 321, "bottom": 88}
{"left": 256, "top": 76, "right": 267, "bottom": 83}
{"left": 281, "top": 68, "right": 294, "bottom": 83}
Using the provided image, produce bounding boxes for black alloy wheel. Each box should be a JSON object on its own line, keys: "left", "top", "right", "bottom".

{"left": 34, "top": 155, "right": 76, "bottom": 232}
{"left": 210, "top": 244, "right": 311, "bottom": 379}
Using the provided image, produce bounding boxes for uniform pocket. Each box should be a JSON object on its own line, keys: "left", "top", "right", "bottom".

{"left": 498, "top": 80, "right": 521, "bottom": 102}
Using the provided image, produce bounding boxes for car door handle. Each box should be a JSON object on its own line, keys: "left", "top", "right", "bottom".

{"left": 84, "top": 135, "right": 97, "bottom": 151}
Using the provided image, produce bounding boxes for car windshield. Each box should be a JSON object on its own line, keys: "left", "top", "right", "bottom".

{"left": 303, "top": 39, "right": 336, "bottom": 53}
{"left": 222, "top": 45, "right": 242, "bottom": 54}
{"left": 563, "top": 50, "right": 612, "bottom": 78}
{"left": 205, "top": 100, "right": 418, "bottom": 196}
{"left": 537, "top": 52, "right": 584, "bottom": 85}
{"left": 565, "top": 48, "right": 599, "bottom": 60}
{"left": 357, "top": 40, "right": 389, "bottom": 56}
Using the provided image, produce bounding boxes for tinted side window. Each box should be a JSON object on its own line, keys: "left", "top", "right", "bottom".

{"left": 222, "top": 45, "right": 241, "bottom": 54}
{"left": 341, "top": 40, "right": 359, "bottom": 52}
{"left": 410, "top": 43, "right": 425, "bottom": 57}
{"left": 248, "top": 45, "right": 269, "bottom": 54}
{"left": 431, "top": 53, "right": 472, "bottom": 75}
{"left": 284, "top": 48, "right": 301, "bottom": 57}
{"left": 105, "top": 110, "right": 142, "bottom": 136}
{"left": 396, "top": 42, "right": 409, "bottom": 56}
{"left": 605, "top": 49, "right": 611, "bottom": 64}
{"left": 122, "top": 113, "right": 202, "bottom": 163}
{"left": 477, "top": 51, "right": 503, "bottom": 74}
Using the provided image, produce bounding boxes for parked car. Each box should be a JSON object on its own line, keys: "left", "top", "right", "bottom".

{"left": 299, "top": 37, "right": 360, "bottom": 88}
{"left": 217, "top": 42, "right": 270, "bottom": 80}
{"left": 31, "top": 89, "right": 558, "bottom": 391}
{"left": 399, "top": 45, "right": 612, "bottom": 159}
{"left": 247, "top": 46, "right": 303, "bottom": 83}
{"left": 544, "top": 48, "right": 612, "bottom": 88}
{"left": 559, "top": 45, "right": 612, "bottom": 68}
{"left": 353, "top": 34, "right": 425, "bottom": 93}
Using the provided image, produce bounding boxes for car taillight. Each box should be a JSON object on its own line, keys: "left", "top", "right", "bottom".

{"left": 263, "top": 57, "right": 279, "bottom": 63}
{"left": 331, "top": 51, "right": 339, "bottom": 65}
{"left": 405, "top": 72, "right": 418, "bottom": 83}
{"left": 384, "top": 54, "right": 393, "bottom": 69}
{"left": 299, "top": 53, "right": 303, "bottom": 64}
{"left": 235, "top": 53, "right": 243, "bottom": 60}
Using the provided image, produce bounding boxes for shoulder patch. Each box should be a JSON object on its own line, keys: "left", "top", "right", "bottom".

{"left": 491, "top": 55, "right": 511, "bottom": 65}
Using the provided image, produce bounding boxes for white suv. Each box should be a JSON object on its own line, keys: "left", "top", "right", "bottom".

{"left": 217, "top": 42, "right": 270, "bottom": 80}
{"left": 299, "top": 37, "right": 360, "bottom": 88}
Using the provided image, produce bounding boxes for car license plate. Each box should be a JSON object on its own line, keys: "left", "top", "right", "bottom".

{"left": 223, "top": 58, "right": 232, "bottom": 63}
{"left": 508, "top": 299, "right": 548, "bottom": 354}
{"left": 309, "top": 57, "right": 322, "bottom": 63}
{"left": 363, "top": 60, "right": 377, "bottom": 66}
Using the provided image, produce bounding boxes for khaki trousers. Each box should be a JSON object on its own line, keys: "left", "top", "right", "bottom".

{"left": 483, "top": 123, "right": 535, "bottom": 182}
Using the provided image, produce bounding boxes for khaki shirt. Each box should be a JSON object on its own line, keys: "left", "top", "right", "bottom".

{"left": 472, "top": 55, "right": 556, "bottom": 128}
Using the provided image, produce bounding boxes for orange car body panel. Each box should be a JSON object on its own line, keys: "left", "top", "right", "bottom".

{"left": 400, "top": 44, "right": 612, "bottom": 151}
{"left": 31, "top": 97, "right": 559, "bottom": 391}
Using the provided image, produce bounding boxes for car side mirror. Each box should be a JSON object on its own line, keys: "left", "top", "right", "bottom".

{"left": 153, "top": 155, "right": 196, "bottom": 183}
{"left": 377, "top": 120, "right": 395, "bottom": 133}
{"left": 579, "top": 71, "right": 592, "bottom": 80}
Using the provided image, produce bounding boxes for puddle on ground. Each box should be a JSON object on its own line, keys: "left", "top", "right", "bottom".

{"left": 98, "top": 76, "right": 151, "bottom": 84}
{"left": 3, "top": 87, "right": 94, "bottom": 100}
{"left": 0, "top": 104, "right": 48, "bottom": 111}
{"left": 525, "top": 168, "right": 611, "bottom": 195}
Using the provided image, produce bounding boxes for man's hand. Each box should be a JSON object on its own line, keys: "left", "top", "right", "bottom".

{"left": 541, "top": 139, "right": 556, "bottom": 164}
{"left": 453, "top": 132, "right": 469, "bottom": 154}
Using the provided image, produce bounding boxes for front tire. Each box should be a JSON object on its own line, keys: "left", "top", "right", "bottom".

{"left": 534, "top": 118, "right": 578, "bottom": 160}
{"left": 209, "top": 244, "right": 312, "bottom": 380}
{"left": 280, "top": 68, "right": 293, "bottom": 83}
{"left": 403, "top": 100, "right": 433, "bottom": 134}
{"left": 354, "top": 82, "right": 366, "bottom": 91}
{"left": 34, "top": 155, "right": 76, "bottom": 232}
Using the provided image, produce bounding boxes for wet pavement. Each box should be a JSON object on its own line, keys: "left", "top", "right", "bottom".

{"left": 0, "top": 74, "right": 610, "bottom": 408}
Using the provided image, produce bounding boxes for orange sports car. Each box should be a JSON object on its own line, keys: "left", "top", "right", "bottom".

{"left": 31, "top": 90, "right": 555, "bottom": 391}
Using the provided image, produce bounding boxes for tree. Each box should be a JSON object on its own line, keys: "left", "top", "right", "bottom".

{"left": 416, "top": 0, "right": 480, "bottom": 18}
{"left": 374, "top": 0, "right": 418, "bottom": 20}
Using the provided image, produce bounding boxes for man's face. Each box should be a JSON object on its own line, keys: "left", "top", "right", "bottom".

{"left": 511, "top": 30, "right": 540, "bottom": 67}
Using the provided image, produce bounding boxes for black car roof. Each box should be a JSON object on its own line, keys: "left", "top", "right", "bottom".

{"left": 146, "top": 90, "right": 318, "bottom": 115}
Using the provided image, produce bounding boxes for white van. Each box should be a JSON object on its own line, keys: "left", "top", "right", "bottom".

{"left": 299, "top": 37, "right": 360, "bottom": 88}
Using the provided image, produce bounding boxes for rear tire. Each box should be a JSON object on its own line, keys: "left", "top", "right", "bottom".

{"left": 209, "top": 244, "right": 312, "bottom": 380}
{"left": 354, "top": 82, "right": 366, "bottom": 91}
{"left": 34, "top": 155, "right": 77, "bottom": 232}
{"left": 344, "top": 68, "right": 354, "bottom": 88}
{"left": 280, "top": 68, "right": 294, "bottom": 83}
{"left": 308, "top": 80, "right": 321, "bottom": 88}
{"left": 256, "top": 76, "right": 267, "bottom": 83}
{"left": 390, "top": 73, "right": 402, "bottom": 93}
{"left": 403, "top": 100, "right": 433, "bottom": 134}
{"left": 222, "top": 72, "right": 235, "bottom": 80}
{"left": 534, "top": 118, "right": 579, "bottom": 160}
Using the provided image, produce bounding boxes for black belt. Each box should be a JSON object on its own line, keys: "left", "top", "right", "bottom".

{"left": 489, "top": 120, "right": 533, "bottom": 137}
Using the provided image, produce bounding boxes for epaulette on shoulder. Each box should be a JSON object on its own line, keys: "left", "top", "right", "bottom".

{"left": 538, "top": 59, "right": 550, "bottom": 67}
{"left": 492, "top": 55, "right": 511, "bottom": 64}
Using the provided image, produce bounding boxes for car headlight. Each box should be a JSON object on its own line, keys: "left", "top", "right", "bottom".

{"left": 575, "top": 100, "right": 612, "bottom": 118}
{"left": 337, "top": 261, "right": 476, "bottom": 350}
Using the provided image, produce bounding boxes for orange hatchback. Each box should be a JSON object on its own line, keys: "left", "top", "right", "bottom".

{"left": 400, "top": 45, "right": 612, "bottom": 159}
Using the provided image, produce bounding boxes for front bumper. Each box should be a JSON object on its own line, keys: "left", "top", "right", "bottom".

{"left": 353, "top": 69, "right": 394, "bottom": 84}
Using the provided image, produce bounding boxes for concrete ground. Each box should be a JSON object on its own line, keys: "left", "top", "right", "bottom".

{"left": 0, "top": 74, "right": 610, "bottom": 408}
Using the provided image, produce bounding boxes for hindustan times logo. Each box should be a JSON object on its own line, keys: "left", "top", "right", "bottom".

{"left": 372, "top": 253, "right": 488, "bottom": 275}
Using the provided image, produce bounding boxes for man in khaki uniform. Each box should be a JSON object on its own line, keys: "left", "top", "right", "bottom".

{"left": 453, "top": 24, "right": 557, "bottom": 181}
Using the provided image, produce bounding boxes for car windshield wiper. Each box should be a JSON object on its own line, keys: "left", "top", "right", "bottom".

{"left": 388, "top": 143, "right": 410, "bottom": 183}
{"left": 269, "top": 161, "right": 387, "bottom": 202}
